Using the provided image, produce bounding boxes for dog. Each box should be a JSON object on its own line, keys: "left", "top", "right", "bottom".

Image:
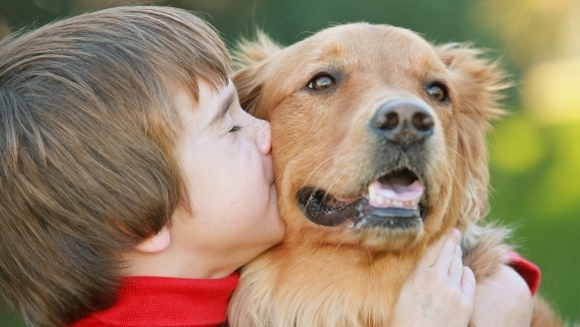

{"left": 228, "top": 23, "right": 565, "bottom": 327}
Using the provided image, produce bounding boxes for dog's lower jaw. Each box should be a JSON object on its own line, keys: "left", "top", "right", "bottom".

{"left": 228, "top": 240, "right": 418, "bottom": 327}
{"left": 358, "top": 224, "right": 425, "bottom": 252}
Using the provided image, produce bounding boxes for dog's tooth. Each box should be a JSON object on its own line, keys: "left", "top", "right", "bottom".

{"left": 368, "top": 184, "right": 377, "bottom": 203}
{"left": 383, "top": 198, "right": 392, "bottom": 207}
{"left": 376, "top": 195, "right": 384, "bottom": 205}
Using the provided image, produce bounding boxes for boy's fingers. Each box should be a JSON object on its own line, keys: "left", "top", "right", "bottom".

{"left": 433, "top": 230, "right": 461, "bottom": 270}
{"left": 461, "top": 266, "right": 477, "bottom": 302}
{"left": 418, "top": 229, "right": 461, "bottom": 268}
{"left": 448, "top": 245, "right": 464, "bottom": 282}
{"left": 417, "top": 236, "right": 447, "bottom": 268}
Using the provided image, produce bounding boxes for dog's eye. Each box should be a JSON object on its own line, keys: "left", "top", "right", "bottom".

{"left": 426, "top": 84, "right": 448, "bottom": 102}
{"left": 307, "top": 74, "right": 336, "bottom": 90}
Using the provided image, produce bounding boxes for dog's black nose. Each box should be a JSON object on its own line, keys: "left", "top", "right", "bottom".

{"left": 371, "top": 99, "right": 434, "bottom": 149}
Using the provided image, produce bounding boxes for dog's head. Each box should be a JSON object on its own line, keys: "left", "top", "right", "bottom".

{"left": 234, "top": 24, "right": 505, "bottom": 252}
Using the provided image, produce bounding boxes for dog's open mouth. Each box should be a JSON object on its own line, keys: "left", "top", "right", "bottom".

{"left": 298, "top": 168, "right": 426, "bottom": 229}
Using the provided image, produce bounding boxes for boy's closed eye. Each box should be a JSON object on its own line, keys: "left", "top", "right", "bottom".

{"left": 229, "top": 125, "right": 242, "bottom": 132}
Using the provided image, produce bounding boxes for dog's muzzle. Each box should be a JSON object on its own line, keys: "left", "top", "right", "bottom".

{"left": 296, "top": 99, "right": 435, "bottom": 232}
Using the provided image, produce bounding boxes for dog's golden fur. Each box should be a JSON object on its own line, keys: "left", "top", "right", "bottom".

{"left": 228, "top": 23, "right": 565, "bottom": 327}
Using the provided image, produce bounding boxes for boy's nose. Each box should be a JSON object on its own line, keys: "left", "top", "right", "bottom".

{"left": 256, "top": 119, "right": 272, "bottom": 155}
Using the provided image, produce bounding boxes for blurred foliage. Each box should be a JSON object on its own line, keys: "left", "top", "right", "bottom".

{"left": 523, "top": 57, "right": 580, "bottom": 123}
{"left": 0, "top": 0, "right": 578, "bottom": 325}
{"left": 476, "top": 0, "right": 572, "bottom": 67}
{"left": 489, "top": 112, "right": 580, "bottom": 323}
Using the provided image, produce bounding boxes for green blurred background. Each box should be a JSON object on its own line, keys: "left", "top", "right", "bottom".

{"left": 0, "top": 0, "right": 578, "bottom": 325}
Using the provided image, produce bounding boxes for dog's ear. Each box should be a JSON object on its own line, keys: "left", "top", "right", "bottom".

{"left": 232, "top": 31, "right": 282, "bottom": 118}
{"left": 435, "top": 43, "right": 508, "bottom": 226}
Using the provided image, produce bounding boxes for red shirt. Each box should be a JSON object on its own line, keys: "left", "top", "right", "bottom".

{"left": 72, "top": 273, "right": 239, "bottom": 327}
{"left": 72, "top": 253, "right": 541, "bottom": 326}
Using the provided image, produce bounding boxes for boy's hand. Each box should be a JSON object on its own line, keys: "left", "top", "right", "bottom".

{"left": 471, "top": 264, "right": 534, "bottom": 327}
{"left": 390, "top": 229, "right": 476, "bottom": 327}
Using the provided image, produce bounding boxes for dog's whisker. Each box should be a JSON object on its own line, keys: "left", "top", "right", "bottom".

{"left": 301, "top": 154, "right": 340, "bottom": 209}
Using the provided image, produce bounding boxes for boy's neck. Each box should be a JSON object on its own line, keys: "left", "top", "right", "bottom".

{"left": 122, "top": 247, "right": 238, "bottom": 279}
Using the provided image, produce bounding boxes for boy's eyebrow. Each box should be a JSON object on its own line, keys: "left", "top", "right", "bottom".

{"left": 210, "top": 88, "right": 237, "bottom": 126}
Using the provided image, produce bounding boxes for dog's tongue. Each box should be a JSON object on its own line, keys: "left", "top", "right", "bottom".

{"left": 368, "top": 179, "right": 423, "bottom": 208}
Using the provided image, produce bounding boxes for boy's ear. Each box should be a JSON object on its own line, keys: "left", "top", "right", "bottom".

{"left": 134, "top": 225, "right": 171, "bottom": 253}
{"left": 435, "top": 43, "right": 508, "bottom": 226}
{"left": 232, "top": 31, "right": 282, "bottom": 120}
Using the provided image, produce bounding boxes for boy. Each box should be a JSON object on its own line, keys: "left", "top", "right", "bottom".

{"left": 0, "top": 6, "right": 535, "bottom": 327}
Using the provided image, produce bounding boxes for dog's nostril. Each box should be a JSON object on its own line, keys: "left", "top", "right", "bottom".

{"left": 375, "top": 112, "right": 399, "bottom": 131}
{"left": 371, "top": 99, "right": 435, "bottom": 149}
{"left": 412, "top": 112, "right": 434, "bottom": 131}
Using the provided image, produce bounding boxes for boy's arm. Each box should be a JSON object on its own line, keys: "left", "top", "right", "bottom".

{"left": 393, "top": 241, "right": 539, "bottom": 327}
{"left": 506, "top": 251, "right": 541, "bottom": 295}
{"left": 471, "top": 253, "right": 539, "bottom": 327}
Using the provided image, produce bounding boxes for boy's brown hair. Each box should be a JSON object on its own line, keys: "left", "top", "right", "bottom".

{"left": 0, "top": 6, "right": 230, "bottom": 326}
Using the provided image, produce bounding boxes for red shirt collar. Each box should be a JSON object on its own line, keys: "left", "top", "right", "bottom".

{"left": 83, "top": 273, "right": 239, "bottom": 326}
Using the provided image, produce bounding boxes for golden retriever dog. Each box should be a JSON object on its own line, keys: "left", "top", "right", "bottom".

{"left": 228, "top": 23, "right": 565, "bottom": 327}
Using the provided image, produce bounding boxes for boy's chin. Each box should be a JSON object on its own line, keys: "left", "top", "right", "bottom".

{"left": 251, "top": 227, "right": 285, "bottom": 257}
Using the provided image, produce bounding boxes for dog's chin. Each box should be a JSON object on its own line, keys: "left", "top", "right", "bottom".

{"left": 297, "top": 168, "right": 428, "bottom": 251}
{"left": 354, "top": 206, "right": 425, "bottom": 251}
